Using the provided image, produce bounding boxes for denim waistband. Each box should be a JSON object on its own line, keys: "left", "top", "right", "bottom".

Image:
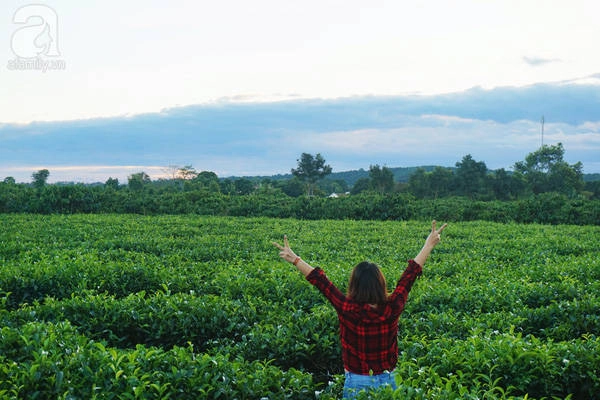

{"left": 344, "top": 369, "right": 395, "bottom": 376}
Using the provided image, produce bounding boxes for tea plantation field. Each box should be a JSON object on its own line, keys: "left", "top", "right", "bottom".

{"left": 1, "top": 214, "right": 598, "bottom": 399}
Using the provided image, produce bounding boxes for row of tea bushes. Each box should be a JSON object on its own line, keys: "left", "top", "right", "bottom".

{"left": 0, "top": 321, "right": 315, "bottom": 399}
{"left": 1, "top": 215, "right": 599, "bottom": 398}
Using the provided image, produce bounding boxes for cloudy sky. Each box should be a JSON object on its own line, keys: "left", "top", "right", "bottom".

{"left": 1, "top": 0, "right": 599, "bottom": 182}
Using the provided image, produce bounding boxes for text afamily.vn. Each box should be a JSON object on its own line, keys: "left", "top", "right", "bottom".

{"left": 7, "top": 56, "right": 66, "bottom": 72}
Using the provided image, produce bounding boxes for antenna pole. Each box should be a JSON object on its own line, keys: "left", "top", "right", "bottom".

{"left": 541, "top": 116, "right": 545, "bottom": 147}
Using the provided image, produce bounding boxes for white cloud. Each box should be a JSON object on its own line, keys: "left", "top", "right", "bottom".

{"left": 2, "top": 1, "right": 600, "bottom": 123}
{"left": 2, "top": 85, "right": 599, "bottom": 182}
{"left": 523, "top": 56, "right": 562, "bottom": 67}
{"left": 283, "top": 116, "right": 600, "bottom": 171}
{"left": 578, "top": 121, "right": 600, "bottom": 131}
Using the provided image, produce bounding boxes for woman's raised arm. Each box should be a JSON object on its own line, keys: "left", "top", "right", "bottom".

{"left": 414, "top": 220, "right": 447, "bottom": 267}
{"left": 272, "top": 235, "right": 314, "bottom": 277}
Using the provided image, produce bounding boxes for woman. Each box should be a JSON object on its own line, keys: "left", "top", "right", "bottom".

{"left": 273, "top": 220, "right": 447, "bottom": 399}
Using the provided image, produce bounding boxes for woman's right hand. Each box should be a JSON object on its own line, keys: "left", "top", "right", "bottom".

{"left": 425, "top": 220, "right": 447, "bottom": 249}
{"left": 414, "top": 220, "right": 447, "bottom": 267}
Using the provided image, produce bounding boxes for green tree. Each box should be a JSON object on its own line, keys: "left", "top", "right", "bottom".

{"left": 105, "top": 177, "right": 120, "bottom": 190}
{"left": 585, "top": 180, "right": 600, "bottom": 200}
{"left": 369, "top": 164, "right": 394, "bottom": 194}
{"left": 192, "top": 171, "right": 220, "bottom": 193}
{"left": 281, "top": 177, "right": 304, "bottom": 197}
{"left": 408, "top": 167, "right": 455, "bottom": 199}
{"left": 407, "top": 168, "right": 431, "bottom": 198}
{"left": 219, "top": 179, "right": 236, "bottom": 195}
{"left": 455, "top": 154, "right": 488, "bottom": 198}
{"left": 177, "top": 165, "right": 198, "bottom": 180}
{"left": 548, "top": 159, "right": 584, "bottom": 196}
{"left": 350, "top": 177, "right": 371, "bottom": 195}
{"left": 195, "top": 171, "right": 218, "bottom": 182}
{"left": 291, "top": 153, "right": 332, "bottom": 196}
{"left": 235, "top": 178, "right": 255, "bottom": 195}
{"left": 514, "top": 143, "right": 583, "bottom": 196}
{"left": 319, "top": 179, "right": 349, "bottom": 195}
{"left": 32, "top": 169, "right": 50, "bottom": 189}
{"left": 489, "top": 168, "right": 518, "bottom": 200}
{"left": 429, "top": 166, "right": 454, "bottom": 198}
{"left": 128, "top": 172, "right": 151, "bottom": 191}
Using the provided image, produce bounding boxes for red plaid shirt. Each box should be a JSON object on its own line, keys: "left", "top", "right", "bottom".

{"left": 306, "top": 260, "right": 422, "bottom": 375}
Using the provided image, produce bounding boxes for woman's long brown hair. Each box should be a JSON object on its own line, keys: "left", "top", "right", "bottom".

{"left": 347, "top": 261, "right": 388, "bottom": 305}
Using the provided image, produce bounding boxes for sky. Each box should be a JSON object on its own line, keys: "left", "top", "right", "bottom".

{"left": 1, "top": 0, "right": 599, "bottom": 182}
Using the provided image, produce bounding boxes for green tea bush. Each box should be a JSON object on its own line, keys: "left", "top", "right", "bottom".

{"left": 0, "top": 321, "right": 314, "bottom": 399}
{"left": 1, "top": 215, "right": 598, "bottom": 398}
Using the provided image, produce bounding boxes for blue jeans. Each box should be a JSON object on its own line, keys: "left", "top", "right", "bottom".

{"left": 343, "top": 370, "right": 397, "bottom": 399}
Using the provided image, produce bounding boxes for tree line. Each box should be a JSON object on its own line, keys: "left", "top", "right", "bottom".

{"left": 1, "top": 143, "right": 599, "bottom": 224}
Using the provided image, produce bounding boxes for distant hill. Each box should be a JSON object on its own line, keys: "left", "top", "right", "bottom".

{"left": 584, "top": 173, "right": 600, "bottom": 182}
{"left": 328, "top": 166, "right": 441, "bottom": 185}
{"left": 227, "top": 165, "right": 441, "bottom": 186}
{"left": 229, "top": 167, "right": 600, "bottom": 187}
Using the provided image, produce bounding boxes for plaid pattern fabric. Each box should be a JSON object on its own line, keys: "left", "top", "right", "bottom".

{"left": 306, "top": 260, "right": 422, "bottom": 375}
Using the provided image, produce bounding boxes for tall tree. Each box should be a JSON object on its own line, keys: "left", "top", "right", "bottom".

{"left": 291, "top": 153, "right": 332, "bottom": 196}
{"left": 163, "top": 165, "right": 181, "bottom": 180}
{"left": 105, "top": 177, "right": 120, "bottom": 190}
{"left": 281, "top": 177, "right": 304, "bottom": 197}
{"left": 128, "top": 172, "right": 151, "bottom": 191}
{"left": 407, "top": 168, "right": 431, "bottom": 198}
{"left": 455, "top": 154, "right": 488, "bottom": 198}
{"left": 429, "top": 167, "right": 455, "bottom": 198}
{"left": 514, "top": 143, "right": 583, "bottom": 196}
{"left": 490, "top": 168, "right": 519, "bottom": 200}
{"left": 234, "top": 178, "right": 255, "bottom": 195}
{"left": 193, "top": 171, "right": 220, "bottom": 192}
{"left": 350, "top": 177, "right": 371, "bottom": 195}
{"left": 369, "top": 164, "right": 394, "bottom": 194}
{"left": 177, "top": 165, "right": 198, "bottom": 180}
{"left": 32, "top": 169, "right": 50, "bottom": 189}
